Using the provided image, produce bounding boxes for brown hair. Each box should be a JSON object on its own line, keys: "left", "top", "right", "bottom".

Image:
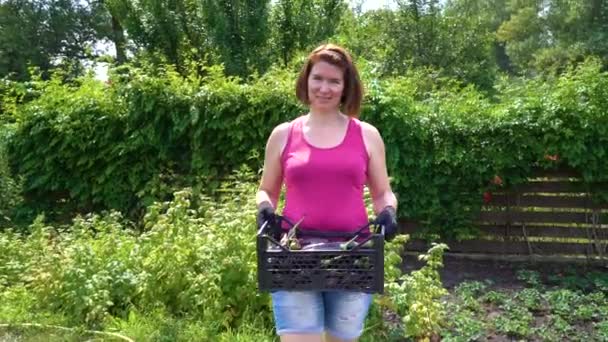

{"left": 295, "top": 44, "right": 363, "bottom": 117}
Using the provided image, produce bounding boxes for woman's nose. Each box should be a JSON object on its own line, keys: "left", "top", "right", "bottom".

{"left": 319, "top": 81, "right": 330, "bottom": 92}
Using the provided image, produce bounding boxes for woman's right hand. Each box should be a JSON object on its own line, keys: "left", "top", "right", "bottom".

{"left": 256, "top": 122, "right": 289, "bottom": 231}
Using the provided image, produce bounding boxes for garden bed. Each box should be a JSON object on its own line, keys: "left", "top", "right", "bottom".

{"left": 400, "top": 255, "right": 608, "bottom": 341}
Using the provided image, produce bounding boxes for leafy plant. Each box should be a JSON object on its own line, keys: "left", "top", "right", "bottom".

{"left": 481, "top": 290, "right": 508, "bottom": 306}
{"left": 515, "top": 288, "right": 543, "bottom": 312}
{"left": 493, "top": 302, "right": 534, "bottom": 338}
{"left": 0, "top": 125, "right": 22, "bottom": 226}
{"left": 441, "top": 307, "right": 485, "bottom": 342}
{"left": 382, "top": 238, "right": 449, "bottom": 340}
{"left": 453, "top": 280, "right": 490, "bottom": 313}
{"left": 597, "top": 320, "right": 608, "bottom": 341}
{"left": 0, "top": 172, "right": 274, "bottom": 336}
{"left": 543, "top": 289, "right": 581, "bottom": 319}
{"left": 454, "top": 280, "right": 489, "bottom": 299}
{"left": 532, "top": 315, "right": 573, "bottom": 341}
{"left": 516, "top": 269, "right": 543, "bottom": 288}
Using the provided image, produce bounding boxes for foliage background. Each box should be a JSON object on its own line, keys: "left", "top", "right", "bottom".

{"left": 2, "top": 1, "right": 607, "bottom": 234}
{"left": 4, "top": 59, "right": 608, "bottom": 238}
{"left": 1, "top": 0, "right": 608, "bottom": 340}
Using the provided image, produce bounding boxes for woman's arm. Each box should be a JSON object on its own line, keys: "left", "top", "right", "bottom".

{"left": 361, "top": 122, "right": 397, "bottom": 214}
{"left": 256, "top": 122, "right": 290, "bottom": 209}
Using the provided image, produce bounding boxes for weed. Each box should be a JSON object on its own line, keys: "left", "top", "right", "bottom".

{"left": 481, "top": 290, "right": 508, "bottom": 306}
{"left": 455, "top": 280, "right": 489, "bottom": 299}
{"left": 516, "top": 269, "right": 543, "bottom": 288}
{"left": 515, "top": 288, "right": 543, "bottom": 312}
{"left": 441, "top": 307, "right": 485, "bottom": 342}
{"left": 494, "top": 301, "right": 534, "bottom": 338}
{"left": 596, "top": 320, "right": 608, "bottom": 341}
{"left": 543, "top": 289, "right": 581, "bottom": 319}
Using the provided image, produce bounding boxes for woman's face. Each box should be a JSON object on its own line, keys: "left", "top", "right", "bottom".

{"left": 307, "top": 61, "right": 344, "bottom": 113}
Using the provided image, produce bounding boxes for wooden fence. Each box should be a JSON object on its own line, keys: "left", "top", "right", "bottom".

{"left": 402, "top": 169, "right": 608, "bottom": 264}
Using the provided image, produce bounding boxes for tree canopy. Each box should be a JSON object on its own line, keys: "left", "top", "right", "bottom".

{"left": 1, "top": 0, "right": 606, "bottom": 88}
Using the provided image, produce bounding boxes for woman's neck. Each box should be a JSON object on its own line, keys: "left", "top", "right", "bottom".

{"left": 307, "top": 108, "right": 346, "bottom": 127}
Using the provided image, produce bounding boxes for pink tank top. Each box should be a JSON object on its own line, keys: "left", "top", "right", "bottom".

{"left": 280, "top": 115, "right": 369, "bottom": 232}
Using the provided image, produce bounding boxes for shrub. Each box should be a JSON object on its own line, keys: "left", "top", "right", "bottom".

{"left": 1, "top": 171, "right": 271, "bottom": 336}
{"left": 6, "top": 59, "right": 608, "bottom": 238}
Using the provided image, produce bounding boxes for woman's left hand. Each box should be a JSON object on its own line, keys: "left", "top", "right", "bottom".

{"left": 376, "top": 206, "right": 397, "bottom": 241}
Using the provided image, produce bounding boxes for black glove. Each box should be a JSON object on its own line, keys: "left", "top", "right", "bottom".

{"left": 257, "top": 205, "right": 276, "bottom": 231}
{"left": 376, "top": 206, "right": 398, "bottom": 241}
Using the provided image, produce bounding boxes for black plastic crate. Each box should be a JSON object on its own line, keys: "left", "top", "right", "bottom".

{"left": 257, "top": 216, "right": 384, "bottom": 294}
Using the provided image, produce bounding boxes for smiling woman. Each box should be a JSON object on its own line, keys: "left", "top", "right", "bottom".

{"left": 295, "top": 45, "right": 362, "bottom": 118}
{"left": 306, "top": 62, "right": 345, "bottom": 114}
{"left": 255, "top": 44, "right": 398, "bottom": 342}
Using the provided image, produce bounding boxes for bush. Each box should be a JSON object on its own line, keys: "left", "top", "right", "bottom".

{"left": 0, "top": 171, "right": 452, "bottom": 340}
{"left": 1, "top": 172, "right": 271, "bottom": 335}
{"left": 6, "top": 59, "right": 608, "bottom": 238}
{"left": 0, "top": 124, "right": 22, "bottom": 226}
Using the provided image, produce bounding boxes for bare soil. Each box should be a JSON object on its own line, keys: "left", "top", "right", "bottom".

{"left": 401, "top": 254, "right": 607, "bottom": 290}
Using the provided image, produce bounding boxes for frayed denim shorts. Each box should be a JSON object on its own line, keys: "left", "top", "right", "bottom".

{"left": 270, "top": 290, "right": 373, "bottom": 340}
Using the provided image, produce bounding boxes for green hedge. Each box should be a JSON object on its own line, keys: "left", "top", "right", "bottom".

{"left": 6, "top": 60, "right": 608, "bottom": 238}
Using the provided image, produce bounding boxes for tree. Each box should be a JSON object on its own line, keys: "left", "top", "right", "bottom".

{"left": 0, "top": 0, "right": 100, "bottom": 80}
{"left": 496, "top": 2, "right": 546, "bottom": 74}
{"left": 90, "top": 0, "right": 215, "bottom": 73}
{"left": 269, "top": 0, "right": 348, "bottom": 67}
{"left": 444, "top": 0, "right": 512, "bottom": 73}
{"left": 335, "top": 8, "right": 397, "bottom": 69}
{"left": 96, "top": 0, "right": 128, "bottom": 64}
{"left": 497, "top": 0, "right": 608, "bottom": 75}
{"left": 201, "top": 0, "right": 271, "bottom": 77}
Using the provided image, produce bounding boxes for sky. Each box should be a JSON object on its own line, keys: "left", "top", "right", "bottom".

{"left": 358, "top": 0, "right": 397, "bottom": 12}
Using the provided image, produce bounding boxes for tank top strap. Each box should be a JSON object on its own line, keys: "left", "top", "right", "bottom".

{"left": 344, "top": 118, "right": 368, "bottom": 158}
{"left": 290, "top": 116, "right": 306, "bottom": 144}
{"left": 280, "top": 116, "right": 306, "bottom": 165}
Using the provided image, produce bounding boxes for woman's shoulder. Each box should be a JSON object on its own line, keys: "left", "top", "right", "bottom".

{"left": 354, "top": 119, "right": 382, "bottom": 140}
{"left": 266, "top": 122, "right": 290, "bottom": 147}
{"left": 269, "top": 116, "right": 303, "bottom": 140}
{"left": 266, "top": 116, "right": 303, "bottom": 153}
{"left": 354, "top": 119, "right": 384, "bottom": 156}
{"left": 271, "top": 121, "right": 291, "bottom": 135}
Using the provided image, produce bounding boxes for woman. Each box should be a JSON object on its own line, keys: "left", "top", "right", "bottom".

{"left": 256, "top": 44, "right": 398, "bottom": 342}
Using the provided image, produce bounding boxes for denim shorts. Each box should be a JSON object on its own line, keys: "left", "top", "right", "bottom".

{"left": 270, "top": 290, "right": 373, "bottom": 340}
